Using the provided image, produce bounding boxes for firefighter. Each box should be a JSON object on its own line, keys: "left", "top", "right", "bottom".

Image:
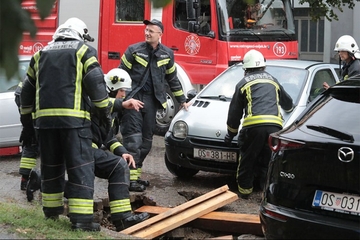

{"left": 224, "top": 49, "right": 294, "bottom": 199}
{"left": 119, "top": 19, "right": 191, "bottom": 192}
{"left": 14, "top": 81, "right": 38, "bottom": 191}
{"left": 323, "top": 35, "right": 360, "bottom": 89}
{"left": 19, "top": 17, "right": 112, "bottom": 231}
{"left": 26, "top": 68, "right": 150, "bottom": 231}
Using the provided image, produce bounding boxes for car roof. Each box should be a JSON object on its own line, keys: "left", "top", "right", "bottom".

{"left": 263, "top": 59, "right": 338, "bottom": 70}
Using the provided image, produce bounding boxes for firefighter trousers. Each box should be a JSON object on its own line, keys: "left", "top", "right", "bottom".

{"left": 120, "top": 90, "right": 157, "bottom": 174}
{"left": 93, "top": 148, "right": 132, "bottom": 221}
{"left": 38, "top": 127, "right": 95, "bottom": 223}
{"left": 19, "top": 143, "right": 39, "bottom": 177}
{"left": 236, "top": 125, "right": 281, "bottom": 195}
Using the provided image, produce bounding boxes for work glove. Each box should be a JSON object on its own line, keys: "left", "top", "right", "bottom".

{"left": 96, "top": 102, "right": 112, "bottom": 137}
{"left": 224, "top": 133, "right": 235, "bottom": 147}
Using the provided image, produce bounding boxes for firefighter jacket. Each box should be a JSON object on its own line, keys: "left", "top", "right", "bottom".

{"left": 226, "top": 70, "right": 294, "bottom": 136}
{"left": 20, "top": 39, "right": 109, "bottom": 129}
{"left": 119, "top": 41, "right": 186, "bottom": 108}
{"left": 341, "top": 59, "right": 360, "bottom": 80}
{"left": 91, "top": 98, "right": 128, "bottom": 156}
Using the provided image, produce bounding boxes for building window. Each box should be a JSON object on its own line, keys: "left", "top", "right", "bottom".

{"left": 294, "top": 8, "right": 324, "bottom": 60}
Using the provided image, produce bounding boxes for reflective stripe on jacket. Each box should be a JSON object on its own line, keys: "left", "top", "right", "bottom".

{"left": 20, "top": 40, "right": 109, "bottom": 129}
{"left": 119, "top": 41, "right": 186, "bottom": 108}
{"left": 227, "top": 71, "right": 293, "bottom": 134}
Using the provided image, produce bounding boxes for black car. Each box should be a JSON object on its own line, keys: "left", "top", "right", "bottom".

{"left": 260, "top": 79, "right": 360, "bottom": 239}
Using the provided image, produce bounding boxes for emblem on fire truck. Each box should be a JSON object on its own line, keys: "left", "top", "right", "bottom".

{"left": 184, "top": 34, "right": 200, "bottom": 55}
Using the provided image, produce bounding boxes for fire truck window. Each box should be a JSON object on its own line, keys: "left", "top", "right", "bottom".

{"left": 116, "top": 0, "right": 144, "bottom": 22}
{"left": 174, "top": 0, "right": 188, "bottom": 31}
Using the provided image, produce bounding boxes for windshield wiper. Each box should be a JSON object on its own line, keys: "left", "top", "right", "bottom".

{"left": 199, "top": 95, "right": 229, "bottom": 101}
{"left": 306, "top": 125, "right": 354, "bottom": 142}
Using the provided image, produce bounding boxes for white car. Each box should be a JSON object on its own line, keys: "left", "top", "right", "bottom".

{"left": 0, "top": 56, "right": 30, "bottom": 150}
{"left": 164, "top": 60, "right": 340, "bottom": 177}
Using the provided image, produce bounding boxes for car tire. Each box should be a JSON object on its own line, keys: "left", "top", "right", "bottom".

{"left": 154, "top": 86, "right": 179, "bottom": 136}
{"left": 164, "top": 153, "right": 199, "bottom": 178}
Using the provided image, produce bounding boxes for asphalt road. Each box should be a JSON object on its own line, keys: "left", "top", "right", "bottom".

{"left": 0, "top": 135, "right": 264, "bottom": 239}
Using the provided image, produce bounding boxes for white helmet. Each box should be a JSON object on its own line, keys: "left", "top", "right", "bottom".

{"left": 334, "top": 35, "right": 360, "bottom": 59}
{"left": 104, "top": 68, "right": 132, "bottom": 92}
{"left": 242, "top": 49, "right": 266, "bottom": 70}
{"left": 52, "top": 17, "right": 89, "bottom": 41}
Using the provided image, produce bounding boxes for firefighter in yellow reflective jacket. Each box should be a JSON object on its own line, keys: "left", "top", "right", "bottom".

{"left": 225, "top": 50, "right": 294, "bottom": 199}
{"left": 19, "top": 18, "right": 111, "bottom": 232}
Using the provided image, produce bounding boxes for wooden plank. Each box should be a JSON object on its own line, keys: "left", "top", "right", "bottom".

{"left": 135, "top": 205, "right": 263, "bottom": 236}
{"left": 128, "top": 190, "right": 238, "bottom": 238}
{"left": 121, "top": 185, "right": 230, "bottom": 235}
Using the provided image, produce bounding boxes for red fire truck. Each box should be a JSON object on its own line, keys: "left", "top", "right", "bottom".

{"left": 20, "top": 0, "right": 298, "bottom": 135}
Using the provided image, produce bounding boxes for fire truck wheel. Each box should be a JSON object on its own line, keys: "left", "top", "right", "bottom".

{"left": 154, "top": 86, "right": 179, "bottom": 136}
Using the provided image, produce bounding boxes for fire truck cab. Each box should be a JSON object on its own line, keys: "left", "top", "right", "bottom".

{"left": 99, "top": 0, "right": 298, "bottom": 135}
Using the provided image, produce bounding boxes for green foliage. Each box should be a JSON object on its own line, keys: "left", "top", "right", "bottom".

{"left": 152, "top": 0, "right": 173, "bottom": 8}
{"left": 0, "top": 202, "right": 112, "bottom": 239}
{"left": 299, "top": 0, "right": 359, "bottom": 21}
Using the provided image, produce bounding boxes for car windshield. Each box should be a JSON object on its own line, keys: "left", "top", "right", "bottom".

{"left": 199, "top": 64, "right": 307, "bottom": 104}
{"left": 0, "top": 60, "right": 29, "bottom": 93}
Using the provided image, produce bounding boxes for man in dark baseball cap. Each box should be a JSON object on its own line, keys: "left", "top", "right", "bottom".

{"left": 143, "top": 19, "right": 164, "bottom": 33}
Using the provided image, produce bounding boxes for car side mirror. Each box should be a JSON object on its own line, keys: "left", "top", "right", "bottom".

{"left": 186, "top": 89, "right": 197, "bottom": 102}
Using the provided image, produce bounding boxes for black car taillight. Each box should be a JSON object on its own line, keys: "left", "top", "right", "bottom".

{"left": 268, "top": 135, "right": 304, "bottom": 152}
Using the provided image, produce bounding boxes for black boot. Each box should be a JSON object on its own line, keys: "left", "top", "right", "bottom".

{"left": 137, "top": 178, "right": 150, "bottom": 187}
{"left": 114, "top": 212, "right": 150, "bottom": 232}
{"left": 26, "top": 169, "right": 41, "bottom": 202}
{"left": 71, "top": 222, "right": 101, "bottom": 232}
{"left": 129, "top": 181, "right": 146, "bottom": 192}
{"left": 20, "top": 175, "right": 29, "bottom": 191}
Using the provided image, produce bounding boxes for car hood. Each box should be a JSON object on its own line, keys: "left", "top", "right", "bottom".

{"left": 169, "top": 98, "right": 300, "bottom": 139}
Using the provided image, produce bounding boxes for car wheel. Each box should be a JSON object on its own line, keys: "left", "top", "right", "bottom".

{"left": 164, "top": 153, "right": 199, "bottom": 178}
{"left": 154, "top": 86, "right": 179, "bottom": 136}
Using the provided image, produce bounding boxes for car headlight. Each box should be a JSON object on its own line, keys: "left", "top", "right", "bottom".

{"left": 173, "top": 121, "right": 188, "bottom": 139}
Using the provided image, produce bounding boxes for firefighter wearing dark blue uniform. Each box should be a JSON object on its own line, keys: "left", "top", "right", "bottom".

{"left": 119, "top": 19, "right": 189, "bottom": 192}
{"left": 89, "top": 68, "right": 149, "bottom": 231}
{"left": 19, "top": 18, "right": 111, "bottom": 231}
{"left": 225, "top": 50, "right": 294, "bottom": 199}
{"left": 15, "top": 81, "right": 38, "bottom": 190}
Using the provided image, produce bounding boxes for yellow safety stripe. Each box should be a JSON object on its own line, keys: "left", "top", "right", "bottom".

{"left": 121, "top": 55, "right": 132, "bottom": 69}
{"left": 110, "top": 199, "right": 132, "bottom": 214}
{"left": 83, "top": 56, "right": 97, "bottom": 73}
{"left": 34, "top": 108, "right": 91, "bottom": 120}
{"left": 162, "top": 102, "right": 167, "bottom": 108}
{"left": 172, "top": 89, "right": 184, "bottom": 97}
{"left": 137, "top": 168, "right": 142, "bottom": 178}
{"left": 134, "top": 55, "right": 148, "bottom": 68}
{"left": 92, "top": 142, "right": 98, "bottom": 149}
{"left": 238, "top": 186, "right": 253, "bottom": 195}
{"left": 74, "top": 45, "right": 87, "bottom": 111}
{"left": 158, "top": 58, "right": 170, "bottom": 68}
{"left": 227, "top": 126, "right": 238, "bottom": 134}
{"left": 19, "top": 157, "right": 37, "bottom": 170}
{"left": 243, "top": 115, "right": 283, "bottom": 127}
{"left": 110, "top": 142, "right": 122, "bottom": 153}
{"left": 68, "top": 198, "right": 94, "bottom": 214}
{"left": 21, "top": 107, "right": 33, "bottom": 115}
{"left": 42, "top": 192, "right": 64, "bottom": 208}
{"left": 165, "top": 63, "right": 175, "bottom": 74}
{"left": 18, "top": 82, "right": 23, "bottom": 88}
{"left": 93, "top": 98, "right": 110, "bottom": 108}
{"left": 130, "top": 169, "right": 138, "bottom": 181}
{"left": 109, "top": 98, "right": 115, "bottom": 113}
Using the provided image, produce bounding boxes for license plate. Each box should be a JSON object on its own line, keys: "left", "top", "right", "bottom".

{"left": 193, "top": 148, "right": 237, "bottom": 162}
{"left": 312, "top": 190, "right": 360, "bottom": 216}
